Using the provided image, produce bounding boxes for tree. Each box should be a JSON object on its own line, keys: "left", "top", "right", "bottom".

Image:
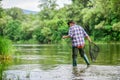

{"left": 5, "top": 20, "right": 22, "bottom": 41}
{"left": 39, "top": 0, "right": 58, "bottom": 10}
{"left": 1, "top": 0, "right": 120, "bottom": 43}
{"left": 72, "top": 0, "right": 90, "bottom": 8}
{"left": 5, "top": 7, "right": 25, "bottom": 20}
{"left": 0, "top": 6, "right": 3, "bottom": 18}
{"left": 38, "top": 0, "right": 58, "bottom": 20}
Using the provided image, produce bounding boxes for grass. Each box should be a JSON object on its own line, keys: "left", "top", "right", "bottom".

{"left": 0, "top": 37, "right": 14, "bottom": 59}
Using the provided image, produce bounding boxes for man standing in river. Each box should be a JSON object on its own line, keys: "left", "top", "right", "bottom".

{"left": 63, "top": 20, "right": 91, "bottom": 67}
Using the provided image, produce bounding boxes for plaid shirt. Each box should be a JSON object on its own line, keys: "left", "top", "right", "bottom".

{"left": 68, "top": 25, "right": 88, "bottom": 47}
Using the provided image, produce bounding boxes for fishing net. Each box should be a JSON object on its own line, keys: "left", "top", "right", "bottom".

{"left": 89, "top": 42, "right": 100, "bottom": 62}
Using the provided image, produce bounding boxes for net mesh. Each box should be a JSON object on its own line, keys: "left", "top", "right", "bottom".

{"left": 89, "top": 42, "right": 100, "bottom": 62}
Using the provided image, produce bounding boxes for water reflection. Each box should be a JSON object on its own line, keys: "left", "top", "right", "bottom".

{"left": 0, "top": 60, "right": 13, "bottom": 80}
{"left": 2, "top": 64, "right": 120, "bottom": 80}
{"left": 96, "top": 43, "right": 120, "bottom": 65}
{"left": 1, "top": 43, "right": 120, "bottom": 80}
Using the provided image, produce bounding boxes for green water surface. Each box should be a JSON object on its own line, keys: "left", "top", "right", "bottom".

{"left": 0, "top": 43, "right": 120, "bottom": 80}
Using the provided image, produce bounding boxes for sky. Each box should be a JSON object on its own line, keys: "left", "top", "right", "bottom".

{"left": 1, "top": 0, "right": 72, "bottom": 12}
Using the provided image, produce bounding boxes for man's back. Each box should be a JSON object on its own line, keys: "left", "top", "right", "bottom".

{"left": 69, "top": 25, "right": 88, "bottom": 47}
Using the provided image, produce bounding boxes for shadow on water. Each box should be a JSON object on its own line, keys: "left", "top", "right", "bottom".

{"left": 1, "top": 43, "right": 120, "bottom": 80}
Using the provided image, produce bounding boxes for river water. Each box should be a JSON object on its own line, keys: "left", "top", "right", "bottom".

{"left": 0, "top": 43, "right": 120, "bottom": 80}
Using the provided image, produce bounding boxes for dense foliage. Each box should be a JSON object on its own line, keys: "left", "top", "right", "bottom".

{"left": 0, "top": 37, "right": 13, "bottom": 56}
{"left": 0, "top": 0, "right": 120, "bottom": 44}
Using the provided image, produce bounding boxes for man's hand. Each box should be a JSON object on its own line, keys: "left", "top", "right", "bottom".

{"left": 62, "top": 35, "right": 70, "bottom": 39}
{"left": 62, "top": 36, "right": 66, "bottom": 39}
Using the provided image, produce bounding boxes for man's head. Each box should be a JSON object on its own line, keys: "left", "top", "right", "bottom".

{"left": 67, "top": 20, "right": 75, "bottom": 27}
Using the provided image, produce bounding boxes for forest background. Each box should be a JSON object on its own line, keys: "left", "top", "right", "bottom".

{"left": 0, "top": 0, "right": 120, "bottom": 44}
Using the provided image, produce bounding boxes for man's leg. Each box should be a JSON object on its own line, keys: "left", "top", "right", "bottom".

{"left": 79, "top": 48, "right": 90, "bottom": 65}
{"left": 72, "top": 47, "right": 78, "bottom": 66}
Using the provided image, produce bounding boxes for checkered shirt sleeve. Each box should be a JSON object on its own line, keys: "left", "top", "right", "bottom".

{"left": 68, "top": 27, "right": 74, "bottom": 38}
{"left": 82, "top": 27, "right": 88, "bottom": 37}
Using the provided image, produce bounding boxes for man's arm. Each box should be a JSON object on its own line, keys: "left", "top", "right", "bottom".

{"left": 82, "top": 28, "right": 92, "bottom": 42}
{"left": 63, "top": 27, "right": 73, "bottom": 39}
{"left": 62, "top": 35, "right": 70, "bottom": 39}
{"left": 86, "top": 36, "right": 92, "bottom": 42}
